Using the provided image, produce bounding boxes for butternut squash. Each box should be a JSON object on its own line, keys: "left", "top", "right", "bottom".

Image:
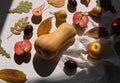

{"left": 34, "top": 23, "right": 77, "bottom": 60}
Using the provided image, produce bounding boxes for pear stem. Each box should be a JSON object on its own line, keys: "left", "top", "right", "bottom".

{"left": 42, "top": 2, "right": 45, "bottom": 9}
{"left": 96, "top": 0, "right": 100, "bottom": 6}
{"left": 44, "top": 5, "right": 51, "bottom": 11}
{"left": 49, "top": 12, "right": 55, "bottom": 15}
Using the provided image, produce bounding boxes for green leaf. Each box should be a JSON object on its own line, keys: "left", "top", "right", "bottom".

{"left": 9, "top": 1, "right": 32, "bottom": 14}
{"left": 0, "top": 39, "right": 11, "bottom": 58}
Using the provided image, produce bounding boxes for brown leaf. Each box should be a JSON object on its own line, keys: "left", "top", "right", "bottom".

{"left": 47, "top": 0, "right": 65, "bottom": 8}
{"left": 0, "top": 69, "right": 27, "bottom": 83}
{"left": 37, "top": 17, "right": 53, "bottom": 37}
{"left": 84, "top": 27, "right": 110, "bottom": 38}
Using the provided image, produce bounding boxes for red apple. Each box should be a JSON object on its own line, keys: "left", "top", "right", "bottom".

{"left": 14, "top": 40, "right": 32, "bottom": 55}
{"left": 73, "top": 11, "right": 89, "bottom": 28}
{"left": 111, "top": 18, "right": 120, "bottom": 35}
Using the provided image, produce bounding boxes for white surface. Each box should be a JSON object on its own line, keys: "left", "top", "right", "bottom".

{"left": 0, "top": 0, "right": 120, "bottom": 83}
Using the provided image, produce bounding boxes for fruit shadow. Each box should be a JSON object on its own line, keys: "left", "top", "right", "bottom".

{"left": 74, "top": 24, "right": 86, "bottom": 36}
{"left": 63, "top": 66, "right": 77, "bottom": 76}
{"left": 23, "top": 32, "right": 33, "bottom": 40}
{"left": 55, "top": 19, "right": 66, "bottom": 28}
{"left": 31, "top": 59, "right": 120, "bottom": 83}
{"left": 80, "top": 0, "right": 89, "bottom": 7}
{"left": 0, "top": 0, "right": 13, "bottom": 36}
{"left": 33, "top": 52, "right": 62, "bottom": 77}
{"left": 97, "top": 0, "right": 120, "bottom": 57}
{"left": 31, "top": 15, "right": 42, "bottom": 25}
{"left": 67, "top": 4, "right": 76, "bottom": 13}
{"left": 33, "top": 38, "right": 75, "bottom": 77}
{"left": 100, "top": 0, "right": 116, "bottom": 13}
{"left": 14, "top": 52, "right": 31, "bottom": 65}
{"left": 89, "top": 0, "right": 117, "bottom": 24}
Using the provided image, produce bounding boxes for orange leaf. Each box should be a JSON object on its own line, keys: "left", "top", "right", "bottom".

{"left": 84, "top": 27, "right": 110, "bottom": 38}
{"left": 37, "top": 17, "right": 53, "bottom": 37}
{"left": 0, "top": 69, "right": 26, "bottom": 83}
{"left": 47, "top": 0, "right": 65, "bottom": 8}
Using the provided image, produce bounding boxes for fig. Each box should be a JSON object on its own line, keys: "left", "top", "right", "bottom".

{"left": 32, "top": 5, "right": 43, "bottom": 17}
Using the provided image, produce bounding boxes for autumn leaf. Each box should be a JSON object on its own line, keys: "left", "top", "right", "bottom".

{"left": 0, "top": 39, "right": 10, "bottom": 58}
{"left": 84, "top": 27, "right": 110, "bottom": 38}
{"left": 37, "top": 17, "right": 53, "bottom": 37}
{"left": 47, "top": 0, "right": 65, "bottom": 8}
{"left": 0, "top": 69, "right": 26, "bottom": 83}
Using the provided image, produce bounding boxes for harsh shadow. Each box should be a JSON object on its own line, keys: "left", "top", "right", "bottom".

{"left": 100, "top": 0, "right": 116, "bottom": 13}
{"left": 63, "top": 66, "right": 77, "bottom": 76}
{"left": 33, "top": 37, "right": 75, "bottom": 77}
{"left": 14, "top": 52, "right": 31, "bottom": 65}
{"left": 31, "top": 15, "right": 42, "bottom": 25}
{"left": 0, "top": 0, "right": 13, "bottom": 36}
{"left": 112, "top": 35, "right": 120, "bottom": 56}
{"left": 23, "top": 32, "right": 33, "bottom": 40}
{"left": 80, "top": 0, "right": 89, "bottom": 7}
{"left": 33, "top": 52, "right": 62, "bottom": 77}
{"left": 74, "top": 24, "right": 86, "bottom": 36}
{"left": 31, "top": 59, "right": 120, "bottom": 83}
{"left": 99, "top": 61, "right": 120, "bottom": 83}
{"left": 97, "top": 0, "right": 120, "bottom": 34}
{"left": 98, "top": 0, "right": 120, "bottom": 57}
{"left": 55, "top": 19, "right": 66, "bottom": 28}
{"left": 67, "top": 4, "right": 76, "bottom": 13}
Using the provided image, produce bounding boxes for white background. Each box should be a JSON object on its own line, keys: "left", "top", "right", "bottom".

{"left": 0, "top": 0, "right": 120, "bottom": 83}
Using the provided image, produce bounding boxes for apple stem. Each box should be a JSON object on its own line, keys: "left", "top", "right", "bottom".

{"left": 82, "top": 11, "right": 88, "bottom": 15}
{"left": 7, "top": 34, "right": 14, "bottom": 39}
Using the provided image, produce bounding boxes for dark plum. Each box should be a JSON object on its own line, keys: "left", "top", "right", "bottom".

{"left": 64, "top": 60, "right": 78, "bottom": 69}
{"left": 68, "top": 0, "right": 77, "bottom": 7}
{"left": 24, "top": 25, "right": 33, "bottom": 35}
{"left": 111, "top": 18, "right": 120, "bottom": 35}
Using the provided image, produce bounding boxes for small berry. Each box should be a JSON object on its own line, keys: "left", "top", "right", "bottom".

{"left": 24, "top": 25, "right": 33, "bottom": 35}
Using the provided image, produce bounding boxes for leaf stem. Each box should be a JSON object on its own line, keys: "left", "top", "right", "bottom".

{"left": 7, "top": 34, "right": 14, "bottom": 39}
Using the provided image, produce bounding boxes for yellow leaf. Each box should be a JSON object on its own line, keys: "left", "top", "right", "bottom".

{"left": 84, "top": 27, "right": 110, "bottom": 38}
{"left": 37, "top": 17, "right": 53, "bottom": 37}
{"left": 0, "top": 69, "right": 27, "bottom": 83}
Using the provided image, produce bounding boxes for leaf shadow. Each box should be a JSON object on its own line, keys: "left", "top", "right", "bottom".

{"left": 0, "top": 0, "right": 13, "bottom": 36}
